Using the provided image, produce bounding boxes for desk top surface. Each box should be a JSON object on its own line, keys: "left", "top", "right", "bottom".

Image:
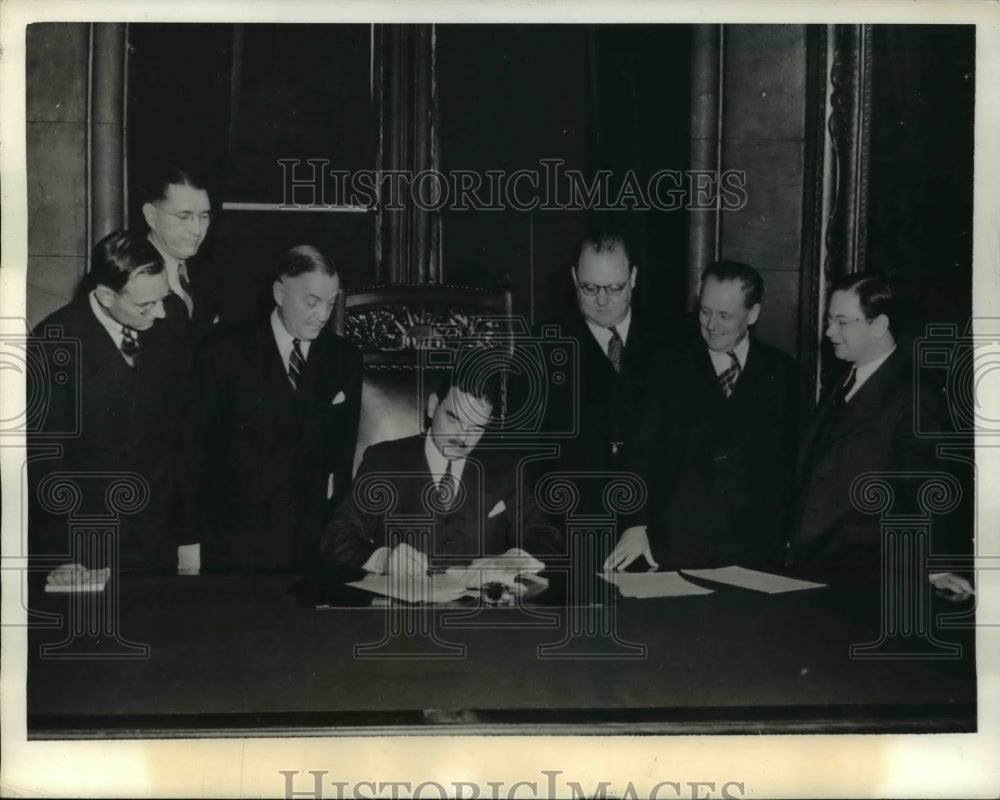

{"left": 25, "top": 574, "right": 977, "bottom": 737}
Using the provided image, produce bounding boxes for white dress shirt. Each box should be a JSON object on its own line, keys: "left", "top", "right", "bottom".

{"left": 844, "top": 346, "right": 896, "bottom": 402}
{"left": 88, "top": 291, "right": 132, "bottom": 362}
{"left": 148, "top": 236, "right": 194, "bottom": 317}
{"left": 707, "top": 334, "right": 750, "bottom": 376}
{"left": 584, "top": 308, "right": 632, "bottom": 358}
{"left": 270, "top": 308, "right": 313, "bottom": 375}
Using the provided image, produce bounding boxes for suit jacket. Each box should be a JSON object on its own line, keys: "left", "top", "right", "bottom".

{"left": 196, "top": 318, "right": 363, "bottom": 573}
{"left": 161, "top": 252, "right": 222, "bottom": 342}
{"left": 318, "top": 435, "right": 564, "bottom": 569}
{"left": 160, "top": 252, "right": 223, "bottom": 542}
{"left": 28, "top": 296, "right": 184, "bottom": 571}
{"left": 790, "top": 347, "right": 965, "bottom": 569}
{"left": 536, "top": 307, "right": 668, "bottom": 474}
{"left": 628, "top": 333, "right": 797, "bottom": 570}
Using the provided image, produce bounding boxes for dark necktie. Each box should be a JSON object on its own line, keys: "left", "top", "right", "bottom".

{"left": 437, "top": 460, "right": 458, "bottom": 511}
{"left": 120, "top": 326, "right": 139, "bottom": 366}
{"left": 607, "top": 325, "right": 623, "bottom": 373}
{"left": 176, "top": 261, "right": 194, "bottom": 318}
{"left": 835, "top": 367, "right": 857, "bottom": 408}
{"left": 288, "top": 338, "right": 305, "bottom": 390}
{"left": 718, "top": 351, "right": 740, "bottom": 397}
{"left": 178, "top": 261, "right": 192, "bottom": 295}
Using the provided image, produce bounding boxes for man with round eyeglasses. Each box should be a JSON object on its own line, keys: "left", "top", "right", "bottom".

{"left": 537, "top": 229, "right": 667, "bottom": 478}
{"left": 790, "top": 272, "right": 974, "bottom": 598}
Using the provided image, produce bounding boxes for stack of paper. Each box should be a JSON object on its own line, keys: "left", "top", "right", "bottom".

{"left": 44, "top": 566, "right": 110, "bottom": 593}
{"left": 347, "top": 572, "right": 474, "bottom": 604}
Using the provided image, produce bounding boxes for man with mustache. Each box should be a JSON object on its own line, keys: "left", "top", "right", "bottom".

{"left": 319, "top": 370, "right": 562, "bottom": 582}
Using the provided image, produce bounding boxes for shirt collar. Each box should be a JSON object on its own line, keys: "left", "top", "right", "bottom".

{"left": 88, "top": 290, "right": 127, "bottom": 348}
{"left": 423, "top": 432, "right": 468, "bottom": 486}
{"left": 707, "top": 333, "right": 751, "bottom": 374}
{"left": 850, "top": 346, "right": 897, "bottom": 395}
{"left": 584, "top": 308, "right": 632, "bottom": 351}
{"left": 270, "top": 308, "right": 311, "bottom": 368}
{"left": 147, "top": 234, "right": 184, "bottom": 288}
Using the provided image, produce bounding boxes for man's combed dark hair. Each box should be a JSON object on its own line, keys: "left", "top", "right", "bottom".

{"left": 431, "top": 354, "right": 504, "bottom": 418}
{"left": 274, "top": 245, "right": 339, "bottom": 281}
{"left": 90, "top": 231, "right": 164, "bottom": 293}
{"left": 578, "top": 228, "right": 632, "bottom": 265}
{"left": 830, "top": 272, "right": 899, "bottom": 335}
{"left": 139, "top": 164, "right": 211, "bottom": 206}
{"left": 701, "top": 260, "right": 764, "bottom": 309}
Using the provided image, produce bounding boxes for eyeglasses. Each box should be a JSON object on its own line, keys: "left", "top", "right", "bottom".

{"left": 577, "top": 282, "right": 628, "bottom": 298}
{"left": 155, "top": 205, "right": 213, "bottom": 225}
{"left": 825, "top": 315, "right": 868, "bottom": 330}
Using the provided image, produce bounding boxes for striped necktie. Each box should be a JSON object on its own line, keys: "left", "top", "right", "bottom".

{"left": 718, "top": 351, "right": 740, "bottom": 397}
{"left": 288, "top": 338, "right": 305, "bottom": 390}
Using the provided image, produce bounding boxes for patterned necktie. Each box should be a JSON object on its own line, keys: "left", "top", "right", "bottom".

{"left": 607, "top": 325, "right": 623, "bottom": 373}
{"left": 120, "top": 326, "right": 140, "bottom": 366}
{"left": 835, "top": 367, "right": 857, "bottom": 408}
{"left": 288, "top": 338, "right": 305, "bottom": 390}
{"left": 437, "top": 460, "right": 458, "bottom": 511}
{"left": 718, "top": 351, "right": 740, "bottom": 397}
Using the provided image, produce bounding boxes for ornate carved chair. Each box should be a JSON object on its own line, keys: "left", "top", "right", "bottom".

{"left": 334, "top": 283, "right": 514, "bottom": 474}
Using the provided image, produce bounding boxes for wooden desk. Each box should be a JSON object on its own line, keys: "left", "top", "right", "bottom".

{"left": 26, "top": 573, "right": 976, "bottom": 737}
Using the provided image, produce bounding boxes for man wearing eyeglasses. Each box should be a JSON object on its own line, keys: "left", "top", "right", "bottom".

{"left": 607, "top": 260, "right": 796, "bottom": 572}
{"left": 789, "top": 272, "right": 973, "bottom": 596}
{"left": 539, "top": 229, "right": 666, "bottom": 480}
{"left": 140, "top": 164, "right": 220, "bottom": 338}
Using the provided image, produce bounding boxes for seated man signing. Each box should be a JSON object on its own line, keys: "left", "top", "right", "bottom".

{"left": 318, "top": 369, "right": 562, "bottom": 590}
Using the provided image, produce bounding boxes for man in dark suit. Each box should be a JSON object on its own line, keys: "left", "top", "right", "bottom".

{"left": 607, "top": 260, "right": 796, "bottom": 572}
{"left": 195, "top": 245, "right": 363, "bottom": 574}
{"left": 30, "top": 232, "right": 182, "bottom": 584}
{"left": 788, "top": 273, "right": 973, "bottom": 595}
{"left": 318, "top": 370, "right": 562, "bottom": 581}
{"left": 139, "top": 164, "right": 223, "bottom": 573}
{"left": 139, "top": 164, "right": 220, "bottom": 338}
{"left": 536, "top": 229, "right": 666, "bottom": 478}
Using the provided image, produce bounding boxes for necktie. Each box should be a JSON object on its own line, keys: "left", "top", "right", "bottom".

{"left": 120, "top": 326, "right": 139, "bottom": 366}
{"left": 177, "top": 261, "right": 192, "bottom": 295}
{"left": 176, "top": 261, "right": 194, "bottom": 318}
{"left": 607, "top": 325, "right": 623, "bottom": 373}
{"left": 718, "top": 351, "right": 740, "bottom": 397}
{"left": 288, "top": 338, "right": 305, "bottom": 390}
{"left": 437, "top": 460, "right": 458, "bottom": 511}
{"left": 835, "top": 367, "right": 857, "bottom": 408}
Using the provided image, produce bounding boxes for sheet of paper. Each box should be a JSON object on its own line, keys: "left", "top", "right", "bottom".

{"left": 681, "top": 566, "right": 825, "bottom": 594}
{"left": 347, "top": 572, "right": 473, "bottom": 604}
{"left": 43, "top": 567, "right": 110, "bottom": 593}
{"left": 598, "top": 570, "right": 715, "bottom": 598}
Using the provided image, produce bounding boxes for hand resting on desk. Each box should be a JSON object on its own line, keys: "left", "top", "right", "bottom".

{"left": 604, "top": 525, "right": 660, "bottom": 572}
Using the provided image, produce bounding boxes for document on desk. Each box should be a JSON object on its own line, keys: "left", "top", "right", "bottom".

{"left": 347, "top": 573, "right": 474, "bottom": 604}
{"left": 681, "top": 566, "right": 825, "bottom": 594}
{"left": 44, "top": 567, "right": 110, "bottom": 593}
{"left": 598, "top": 570, "right": 715, "bottom": 598}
